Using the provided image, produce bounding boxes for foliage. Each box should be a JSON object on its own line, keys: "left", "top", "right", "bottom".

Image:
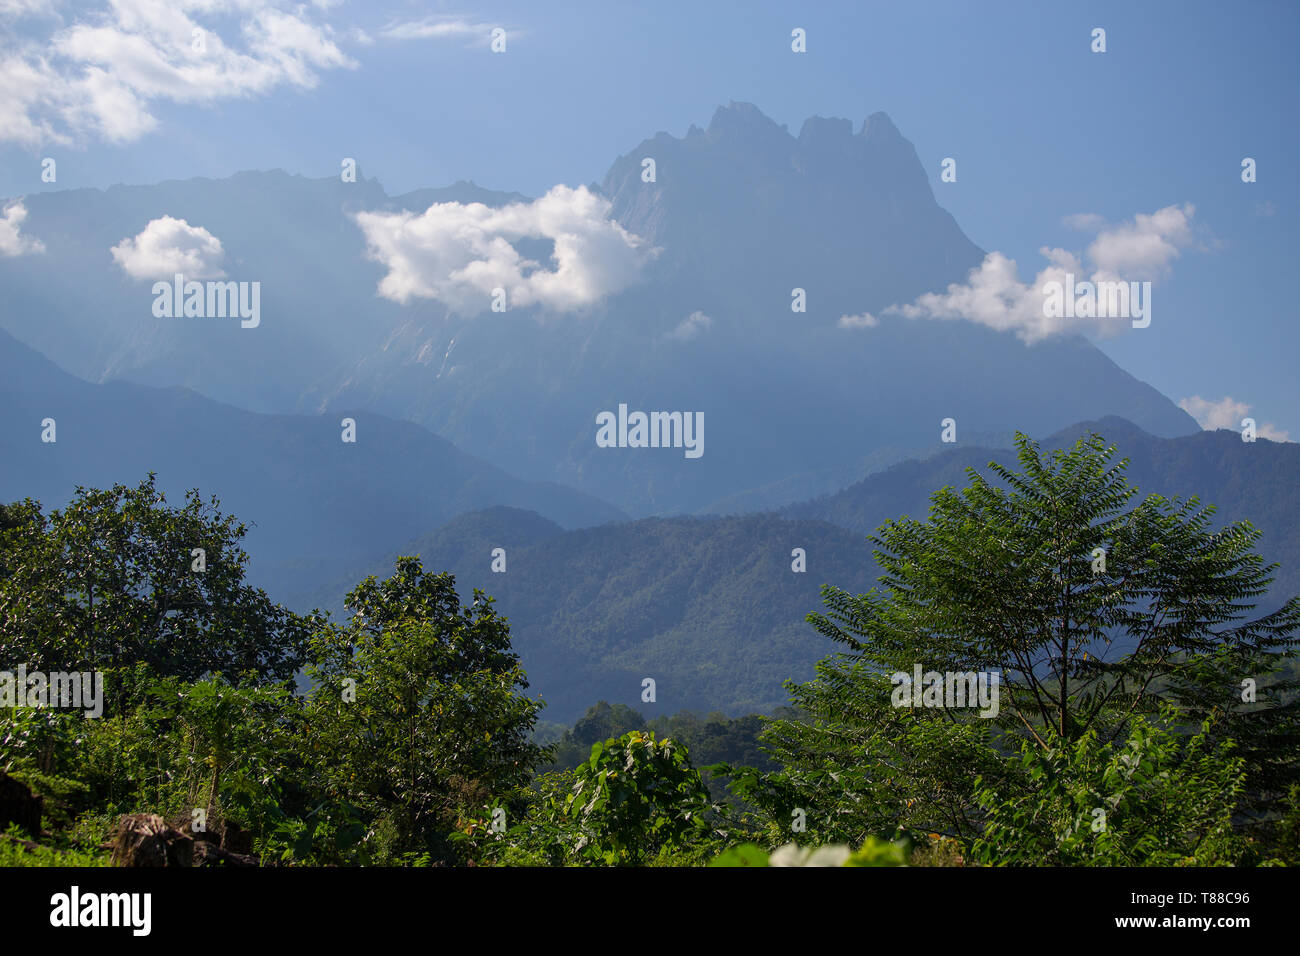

{"left": 0, "top": 706, "right": 83, "bottom": 776}
{"left": 4, "top": 447, "right": 1298, "bottom": 867}
{"left": 1259, "top": 784, "right": 1300, "bottom": 865}
{"left": 303, "top": 557, "right": 548, "bottom": 864}
{"left": 759, "top": 432, "right": 1300, "bottom": 844}
{"left": 543, "top": 702, "right": 781, "bottom": 806}
{"left": 732, "top": 664, "right": 1005, "bottom": 847}
{"left": 0, "top": 826, "right": 107, "bottom": 867}
{"left": 0, "top": 475, "right": 317, "bottom": 687}
{"left": 971, "top": 716, "right": 1249, "bottom": 866}
{"left": 468, "top": 732, "right": 724, "bottom": 866}
{"left": 543, "top": 701, "right": 646, "bottom": 768}
{"left": 563, "top": 731, "right": 717, "bottom": 865}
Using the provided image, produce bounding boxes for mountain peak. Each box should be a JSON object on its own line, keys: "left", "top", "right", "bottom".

{"left": 859, "top": 111, "right": 903, "bottom": 143}
{"left": 596, "top": 101, "right": 983, "bottom": 316}
{"left": 705, "top": 101, "right": 790, "bottom": 139}
{"left": 797, "top": 114, "right": 854, "bottom": 148}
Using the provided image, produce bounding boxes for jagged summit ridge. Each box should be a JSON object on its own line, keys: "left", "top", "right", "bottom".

{"left": 596, "top": 101, "right": 978, "bottom": 306}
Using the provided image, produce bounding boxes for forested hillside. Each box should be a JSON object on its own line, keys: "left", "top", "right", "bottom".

{"left": 786, "top": 416, "right": 1300, "bottom": 610}
{"left": 296, "top": 418, "right": 1300, "bottom": 721}
{"left": 306, "top": 508, "right": 880, "bottom": 721}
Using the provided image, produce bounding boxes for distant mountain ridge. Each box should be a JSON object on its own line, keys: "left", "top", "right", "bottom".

{"left": 785, "top": 415, "right": 1300, "bottom": 611}
{"left": 305, "top": 506, "right": 880, "bottom": 722}
{"left": 302, "top": 417, "right": 1299, "bottom": 722}
{"left": 3, "top": 103, "right": 1199, "bottom": 516}
{"left": 0, "top": 328, "right": 625, "bottom": 599}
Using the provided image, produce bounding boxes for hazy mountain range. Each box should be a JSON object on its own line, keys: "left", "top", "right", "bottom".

{"left": 0, "top": 327, "right": 624, "bottom": 600}
{"left": 2, "top": 103, "right": 1198, "bottom": 518}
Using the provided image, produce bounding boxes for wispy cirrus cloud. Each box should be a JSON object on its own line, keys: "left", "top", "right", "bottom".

{"left": 378, "top": 16, "right": 491, "bottom": 41}
{"left": 837, "top": 312, "right": 878, "bottom": 330}
{"left": 1062, "top": 212, "right": 1105, "bottom": 231}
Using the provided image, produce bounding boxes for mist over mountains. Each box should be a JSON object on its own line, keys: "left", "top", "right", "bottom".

{"left": 2, "top": 103, "right": 1198, "bottom": 520}
{"left": 0, "top": 327, "right": 624, "bottom": 600}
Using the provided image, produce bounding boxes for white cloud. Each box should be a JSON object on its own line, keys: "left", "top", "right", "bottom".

{"left": 837, "top": 312, "right": 878, "bottom": 329}
{"left": 111, "top": 216, "right": 226, "bottom": 279}
{"left": 0, "top": 1, "right": 356, "bottom": 146}
{"left": 886, "top": 250, "right": 1068, "bottom": 342}
{"left": 1178, "top": 395, "right": 1290, "bottom": 442}
{"left": 666, "top": 311, "right": 712, "bottom": 341}
{"left": 378, "top": 16, "right": 521, "bottom": 46}
{"left": 355, "top": 185, "right": 656, "bottom": 316}
{"left": 0, "top": 201, "right": 45, "bottom": 256}
{"left": 884, "top": 204, "right": 1200, "bottom": 344}
{"left": 1087, "top": 203, "right": 1195, "bottom": 278}
{"left": 379, "top": 17, "right": 487, "bottom": 40}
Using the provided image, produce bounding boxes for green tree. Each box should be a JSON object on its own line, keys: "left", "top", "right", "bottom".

{"left": 0, "top": 476, "right": 315, "bottom": 687}
{"left": 0, "top": 501, "right": 29, "bottom": 580}
{"left": 478, "top": 730, "right": 721, "bottom": 866}
{"left": 544, "top": 700, "right": 646, "bottom": 768}
{"left": 145, "top": 676, "right": 300, "bottom": 829}
{"left": 758, "top": 432, "right": 1300, "bottom": 844}
{"left": 304, "top": 557, "right": 548, "bottom": 863}
{"left": 731, "top": 667, "right": 1002, "bottom": 845}
{"left": 564, "top": 731, "right": 716, "bottom": 865}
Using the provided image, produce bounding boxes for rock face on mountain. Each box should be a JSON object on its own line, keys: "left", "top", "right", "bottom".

{"left": 600, "top": 104, "right": 984, "bottom": 312}
{"left": 2, "top": 104, "right": 1199, "bottom": 517}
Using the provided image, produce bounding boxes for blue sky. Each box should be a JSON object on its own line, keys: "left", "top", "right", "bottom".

{"left": 2, "top": 0, "right": 1297, "bottom": 438}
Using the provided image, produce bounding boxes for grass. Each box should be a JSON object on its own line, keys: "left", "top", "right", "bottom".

{"left": 0, "top": 826, "right": 109, "bottom": 867}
